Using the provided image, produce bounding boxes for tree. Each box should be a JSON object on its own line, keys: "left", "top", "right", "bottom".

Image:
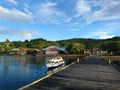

{"left": 0, "top": 44, "right": 4, "bottom": 51}
{"left": 100, "top": 41, "right": 120, "bottom": 55}
{"left": 66, "top": 43, "right": 85, "bottom": 54}
{"left": 0, "top": 39, "right": 12, "bottom": 52}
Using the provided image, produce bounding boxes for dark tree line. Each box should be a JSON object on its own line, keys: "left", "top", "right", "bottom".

{"left": 0, "top": 37, "right": 120, "bottom": 54}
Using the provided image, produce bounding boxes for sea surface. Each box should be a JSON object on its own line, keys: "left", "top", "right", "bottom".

{"left": 0, "top": 55, "right": 75, "bottom": 90}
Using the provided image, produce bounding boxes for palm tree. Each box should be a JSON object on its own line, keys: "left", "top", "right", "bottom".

{"left": 3, "top": 39, "right": 11, "bottom": 51}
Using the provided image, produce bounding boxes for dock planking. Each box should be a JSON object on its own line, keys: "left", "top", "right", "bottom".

{"left": 22, "top": 56, "right": 120, "bottom": 90}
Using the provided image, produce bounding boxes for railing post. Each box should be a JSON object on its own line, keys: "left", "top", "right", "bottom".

{"left": 109, "top": 59, "right": 111, "bottom": 65}
{"left": 77, "top": 58, "right": 80, "bottom": 63}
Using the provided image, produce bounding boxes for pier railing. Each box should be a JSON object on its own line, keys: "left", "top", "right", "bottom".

{"left": 102, "top": 56, "right": 120, "bottom": 60}
{"left": 101, "top": 56, "right": 120, "bottom": 65}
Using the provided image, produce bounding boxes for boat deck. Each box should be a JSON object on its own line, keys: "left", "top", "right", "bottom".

{"left": 22, "top": 56, "right": 120, "bottom": 90}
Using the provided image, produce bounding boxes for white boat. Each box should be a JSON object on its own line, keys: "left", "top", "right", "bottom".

{"left": 46, "top": 56, "right": 65, "bottom": 69}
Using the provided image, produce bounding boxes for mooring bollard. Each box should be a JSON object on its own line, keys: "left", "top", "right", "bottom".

{"left": 109, "top": 59, "right": 111, "bottom": 65}
{"left": 77, "top": 58, "right": 80, "bottom": 63}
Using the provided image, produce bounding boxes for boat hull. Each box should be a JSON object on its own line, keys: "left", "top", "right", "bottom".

{"left": 47, "top": 63, "right": 65, "bottom": 70}
{"left": 46, "top": 58, "right": 65, "bottom": 70}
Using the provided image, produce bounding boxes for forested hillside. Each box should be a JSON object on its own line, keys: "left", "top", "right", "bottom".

{"left": 0, "top": 36, "right": 120, "bottom": 54}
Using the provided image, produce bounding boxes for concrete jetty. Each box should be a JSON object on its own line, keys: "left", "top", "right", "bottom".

{"left": 21, "top": 56, "right": 120, "bottom": 90}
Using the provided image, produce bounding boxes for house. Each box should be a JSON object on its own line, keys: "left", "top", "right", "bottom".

{"left": 92, "top": 48, "right": 102, "bottom": 56}
{"left": 8, "top": 48, "right": 20, "bottom": 55}
{"left": 101, "top": 51, "right": 108, "bottom": 56}
{"left": 38, "top": 46, "right": 64, "bottom": 55}
{"left": 8, "top": 48, "right": 39, "bottom": 55}
{"left": 84, "top": 49, "right": 91, "bottom": 55}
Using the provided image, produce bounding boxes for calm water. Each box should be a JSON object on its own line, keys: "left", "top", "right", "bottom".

{"left": 0, "top": 55, "right": 75, "bottom": 90}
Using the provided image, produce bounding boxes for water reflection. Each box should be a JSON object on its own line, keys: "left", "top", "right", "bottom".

{"left": 0, "top": 55, "right": 48, "bottom": 90}
{"left": 0, "top": 55, "right": 76, "bottom": 90}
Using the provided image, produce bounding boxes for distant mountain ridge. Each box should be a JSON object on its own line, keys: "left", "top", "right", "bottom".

{"left": 0, "top": 36, "right": 120, "bottom": 52}
{"left": 58, "top": 36, "right": 120, "bottom": 42}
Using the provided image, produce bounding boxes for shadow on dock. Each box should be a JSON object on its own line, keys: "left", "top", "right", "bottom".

{"left": 80, "top": 56, "right": 108, "bottom": 65}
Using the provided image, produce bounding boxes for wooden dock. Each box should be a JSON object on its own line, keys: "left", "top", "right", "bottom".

{"left": 20, "top": 56, "right": 120, "bottom": 90}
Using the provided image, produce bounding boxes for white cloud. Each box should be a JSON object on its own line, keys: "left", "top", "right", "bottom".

{"left": 0, "top": 6, "right": 33, "bottom": 23}
{"left": 106, "top": 22, "right": 120, "bottom": 29}
{"left": 33, "top": 2, "right": 69, "bottom": 24}
{"left": 99, "top": 34, "right": 114, "bottom": 39}
{"left": 0, "top": 26, "right": 37, "bottom": 39}
{"left": 7, "top": 0, "right": 18, "bottom": 5}
{"left": 70, "top": 28, "right": 80, "bottom": 31}
{"left": 66, "top": 18, "right": 72, "bottom": 23}
{"left": 75, "top": 0, "right": 91, "bottom": 17}
{"left": 24, "top": 4, "right": 29, "bottom": 8}
{"left": 74, "top": 0, "right": 120, "bottom": 24}
{"left": 24, "top": 4, "right": 32, "bottom": 15}
{"left": 85, "top": 31, "right": 114, "bottom": 39}
{"left": 85, "top": 0, "right": 120, "bottom": 24}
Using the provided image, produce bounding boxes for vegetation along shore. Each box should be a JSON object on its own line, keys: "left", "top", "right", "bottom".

{"left": 0, "top": 36, "right": 120, "bottom": 56}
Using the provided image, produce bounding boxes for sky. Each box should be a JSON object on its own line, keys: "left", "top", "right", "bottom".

{"left": 0, "top": 0, "right": 120, "bottom": 41}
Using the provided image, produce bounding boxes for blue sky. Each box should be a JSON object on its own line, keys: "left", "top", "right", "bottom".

{"left": 0, "top": 0, "right": 120, "bottom": 41}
